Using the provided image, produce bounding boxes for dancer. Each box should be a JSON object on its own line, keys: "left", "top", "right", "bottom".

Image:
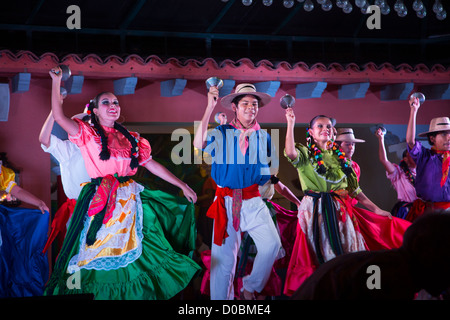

{"left": 39, "top": 89, "right": 91, "bottom": 255}
{"left": 405, "top": 95, "right": 450, "bottom": 220}
{"left": 193, "top": 83, "right": 281, "bottom": 300}
{"left": 199, "top": 170, "right": 300, "bottom": 299}
{"left": 375, "top": 127, "right": 417, "bottom": 219}
{"left": 335, "top": 127, "right": 365, "bottom": 181}
{"left": 0, "top": 160, "right": 49, "bottom": 297}
{"left": 44, "top": 66, "right": 200, "bottom": 300}
{"left": 283, "top": 108, "right": 410, "bottom": 296}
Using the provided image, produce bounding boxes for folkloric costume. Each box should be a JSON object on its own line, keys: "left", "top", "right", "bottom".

{"left": 204, "top": 83, "right": 281, "bottom": 300}
{"left": 406, "top": 117, "right": 450, "bottom": 221}
{"left": 386, "top": 161, "right": 418, "bottom": 219}
{"left": 199, "top": 175, "right": 298, "bottom": 299}
{"left": 0, "top": 164, "right": 49, "bottom": 298}
{"left": 284, "top": 129, "right": 411, "bottom": 296}
{"left": 44, "top": 118, "right": 200, "bottom": 300}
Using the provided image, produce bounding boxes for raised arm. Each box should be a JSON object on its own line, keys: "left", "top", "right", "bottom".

{"left": 193, "top": 86, "right": 219, "bottom": 150}
{"left": 406, "top": 96, "right": 420, "bottom": 149}
{"left": 39, "top": 111, "right": 55, "bottom": 148}
{"left": 143, "top": 158, "right": 197, "bottom": 203}
{"left": 375, "top": 128, "right": 396, "bottom": 174}
{"left": 49, "top": 66, "right": 79, "bottom": 136}
{"left": 284, "top": 108, "right": 298, "bottom": 161}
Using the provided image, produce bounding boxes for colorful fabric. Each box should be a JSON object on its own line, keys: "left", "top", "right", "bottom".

{"left": 69, "top": 118, "right": 152, "bottom": 178}
{"left": 386, "top": 163, "right": 418, "bottom": 203}
{"left": 405, "top": 198, "right": 450, "bottom": 222}
{"left": 42, "top": 198, "right": 77, "bottom": 254}
{"left": 45, "top": 118, "right": 200, "bottom": 299}
{"left": 45, "top": 182, "right": 200, "bottom": 300}
{"left": 0, "top": 165, "right": 17, "bottom": 194}
{"left": 283, "top": 143, "right": 411, "bottom": 296}
{"left": 407, "top": 141, "right": 450, "bottom": 202}
{"left": 229, "top": 118, "right": 261, "bottom": 156}
{"left": 87, "top": 174, "right": 119, "bottom": 224}
{"left": 434, "top": 148, "right": 450, "bottom": 187}
{"left": 283, "top": 193, "right": 411, "bottom": 296}
{"left": 0, "top": 205, "right": 49, "bottom": 298}
{"left": 204, "top": 124, "right": 273, "bottom": 190}
{"left": 207, "top": 184, "right": 260, "bottom": 246}
{"left": 285, "top": 143, "right": 361, "bottom": 196}
{"left": 232, "top": 188, "right": 243, "bottom": 231}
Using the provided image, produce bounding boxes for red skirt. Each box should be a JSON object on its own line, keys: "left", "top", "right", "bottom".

{"left": 283, "top": 194, "right": 412, "bottom": 296}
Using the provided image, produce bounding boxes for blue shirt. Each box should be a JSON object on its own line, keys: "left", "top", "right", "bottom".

{"left": 204, "top": 124, "right": 277, "bottom": 189}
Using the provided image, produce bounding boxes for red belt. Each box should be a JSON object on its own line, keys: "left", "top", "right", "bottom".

{"left": 207, "top": 184, "right": 260, "bottom": 246}
{"left": 406, "top": 199, "right": 450, "bottom": 222}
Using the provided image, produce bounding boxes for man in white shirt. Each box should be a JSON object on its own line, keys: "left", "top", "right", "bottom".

{"left": 39, "top": 89, "right": 91, "bottom": 254}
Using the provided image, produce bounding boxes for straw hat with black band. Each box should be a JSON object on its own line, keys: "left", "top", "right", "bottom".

{"left": 418, "top": 117, "right": 450, "bottom": 137}
{"left": 220, "top": 83, "right": 271, "bottom": 110}
{"left": 335, "top": 128, "right": 365, "bottom": 143}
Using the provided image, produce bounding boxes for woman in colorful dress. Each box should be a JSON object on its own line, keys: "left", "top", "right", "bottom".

{"left": 44, "top": 66, "right": 200, "bottom": 300}
{"left": 0, "top": 161, "right": 49, "bottom": 297}
{"left": 283, "top": 108, "right": 411, "bottom": 296}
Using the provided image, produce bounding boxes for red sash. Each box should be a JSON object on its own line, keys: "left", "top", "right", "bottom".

{"left": 42, "top": 198, "right": 77, "bottom": 254}
{"left": 405, "top": 199, "right": 450, "bottom": 222}
{"left": 207, "top": 184, "right": 260, "bottom": 246}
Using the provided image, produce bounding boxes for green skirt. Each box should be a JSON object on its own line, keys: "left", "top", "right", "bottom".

{"left": 44, "top": 181, "right": 201, "bottom": 300}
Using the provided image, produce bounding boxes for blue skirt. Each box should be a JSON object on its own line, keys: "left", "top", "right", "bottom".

{"left": 0, "top": 205, "right": 49, "bottom": 298}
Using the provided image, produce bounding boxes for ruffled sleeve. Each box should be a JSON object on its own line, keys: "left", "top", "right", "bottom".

{"left": 0, "top": 165, "right": 17, "bottom": 193}
{"left": 68, "top": 118, "right": 96, "bottom": 147}
{"left": 134, "top": 134, "right": 152, "bottom": 166}
{"left": 284, "top": 143, "right": 309, "bottom": 168}
{"left": 346, "top": 168, "right": 362, "bottom": 198}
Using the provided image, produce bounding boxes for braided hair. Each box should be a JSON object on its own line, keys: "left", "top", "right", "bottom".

{"left": 87, "top": 92, "right": 140, "bottom": 170}
{"left": 307, "top": 115, "right": 353, "bottom": 177}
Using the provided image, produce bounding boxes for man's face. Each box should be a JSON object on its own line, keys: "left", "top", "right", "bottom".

{"left": 430, "top": 131, "right": 450, "bottom": 151}
{"left": 340, "top": 141, "right": 356, "bottom": 159}
{"left": 232, "top": 95, "right": 259, "bottom": 125}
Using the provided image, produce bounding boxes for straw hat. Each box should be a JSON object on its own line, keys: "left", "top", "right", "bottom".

{"left": 418, "top": 117, "right": 450, "bottom": 137}
{"left": 220, "top": 83, "right": 271, "bottom": 110}
{"left": 335, "top": 128, "right": 365, "bottom": 143}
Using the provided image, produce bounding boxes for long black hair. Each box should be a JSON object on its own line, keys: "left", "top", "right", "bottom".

{"left": 87, "top": 92, "right": 139, "bottom": 170}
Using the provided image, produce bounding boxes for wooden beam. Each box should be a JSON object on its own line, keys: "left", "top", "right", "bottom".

{"left": 380, "top": 83, "right": 414, "bottom": 101}
{"left": 296, "top": 81, "right": 327, "bottom": 99}
{"left": 338, "top": 82, "right": 370, "bottom": 100}
{"left": 160, "top": 78, "right": 187, "bottom": 97}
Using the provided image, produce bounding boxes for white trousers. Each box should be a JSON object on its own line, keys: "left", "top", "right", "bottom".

{"left": 210, "top": 196, "right": 281, "bottom": 300}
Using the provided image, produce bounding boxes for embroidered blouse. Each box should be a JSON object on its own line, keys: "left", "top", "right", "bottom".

{"left": 69, "top": 118, "right": 152, "bottom": 178}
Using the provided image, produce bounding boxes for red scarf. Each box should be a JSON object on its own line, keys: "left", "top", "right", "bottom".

{"left": 229, "top": 118, "right": 261, "bottom": 156}
{"left": 432, "top": 147, "right": 450, "bottom": 187}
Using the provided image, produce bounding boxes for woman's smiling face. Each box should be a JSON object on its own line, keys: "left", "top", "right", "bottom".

{"left": 94, "top": 92, "right": 121, "bottom": 125}
{"left": 309, "top": 117, "right": 333, "bottom": 145}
